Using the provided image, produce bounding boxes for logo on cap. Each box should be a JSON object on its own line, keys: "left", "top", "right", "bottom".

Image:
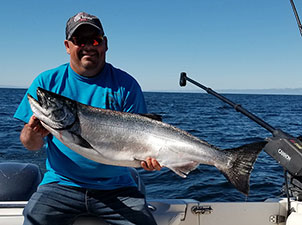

{"left": 74, "top": 12, "right": 94, "bottom": 22}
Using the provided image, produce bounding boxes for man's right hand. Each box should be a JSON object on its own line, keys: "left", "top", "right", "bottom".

{"left": 20, "top": 115, "right": 49, "bottom": 151}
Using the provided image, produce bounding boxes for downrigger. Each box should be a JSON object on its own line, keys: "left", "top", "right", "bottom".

{"left": 179, "top": 72, "right": 302, "bottom": 205}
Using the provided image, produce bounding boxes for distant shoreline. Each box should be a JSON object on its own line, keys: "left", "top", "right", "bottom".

{"left": 145, "top": 88, "right": 302, "bottom": 95}
{"left": 2, "top": 86, "right": 302, "bottom": 95}
{"left": 0, "top": 85, "right": 27, "bottom": 89}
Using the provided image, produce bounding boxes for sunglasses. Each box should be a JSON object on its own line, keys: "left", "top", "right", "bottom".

{"left": 70, "top": 35, "right": 104, "bottom": 47}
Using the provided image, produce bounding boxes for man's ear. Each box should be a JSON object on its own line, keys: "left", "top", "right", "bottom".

{"left": 103, "top": 36, "right": 108, "bottom": 52}
{"left": 64, "top": 40, "right": 71, "bottom": 55}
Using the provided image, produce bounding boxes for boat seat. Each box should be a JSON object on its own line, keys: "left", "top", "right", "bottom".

{"left": 0, "top": 162, "right": 42, "bottom": 201}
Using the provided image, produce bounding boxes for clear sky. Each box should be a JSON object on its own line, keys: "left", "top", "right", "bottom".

{"left": 1, "top": 0, "right": 301, "bottom": 92}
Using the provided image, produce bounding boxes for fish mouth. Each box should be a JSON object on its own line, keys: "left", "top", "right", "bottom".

{"left": 27, "top": 88, "right": 60, "bottom": 118}
{"left": 27, "top": 88, "right": 77, "bottom": 130}
{"left": 27, "top": 93, "right": 50, "bottom": 118}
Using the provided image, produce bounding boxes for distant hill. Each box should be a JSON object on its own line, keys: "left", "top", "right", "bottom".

{"left": 218, "top": 88, "right": 302, "bottom": 95}
{"left": 2, "top": 85, "right": 302, "bottom": 95}
{"left": 0, "top": 85, "right": 27, "bottom": 89}
{"left": 156, "top": 88, "right": 302, "bottom": 95}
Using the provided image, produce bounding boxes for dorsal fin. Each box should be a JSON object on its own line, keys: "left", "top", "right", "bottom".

{"left": 140, "top": 113, "right": 162, "bottom": 121}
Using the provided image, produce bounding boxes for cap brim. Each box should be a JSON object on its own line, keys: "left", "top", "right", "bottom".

{"left": 67, "top": 22, "right": 103, "bottom": 40}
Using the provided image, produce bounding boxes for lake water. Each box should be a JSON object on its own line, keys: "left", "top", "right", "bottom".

{"left": 2, "top": 88, "right": 302, "bottom": 202}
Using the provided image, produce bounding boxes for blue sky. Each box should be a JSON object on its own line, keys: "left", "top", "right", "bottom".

{"left": 1, "top": 0, "right": 301, "bottom": 92}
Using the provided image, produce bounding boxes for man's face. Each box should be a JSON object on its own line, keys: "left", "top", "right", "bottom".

{"left": 64, "top": 25, "right": 108, "bottom": 77}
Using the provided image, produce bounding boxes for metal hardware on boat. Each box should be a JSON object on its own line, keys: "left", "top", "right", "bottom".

{"left": 269, "top": 215, "right": 286, "bottom": 224}
{"left": 191, "top": 205, "right": 213, "bottom": 215}
{"left": 147, "top": 204, "right": 156, "bottom": 211}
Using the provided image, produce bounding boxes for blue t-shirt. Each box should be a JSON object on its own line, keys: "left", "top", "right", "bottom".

{"left": 14, "top": 63, "right": 147, "bottom": 190}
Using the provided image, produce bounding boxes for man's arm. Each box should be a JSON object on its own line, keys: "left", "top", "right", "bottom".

{"left": 20, "top": 115, "right": 49, "bottom": 151}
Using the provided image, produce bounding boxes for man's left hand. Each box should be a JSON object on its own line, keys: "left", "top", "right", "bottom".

{"left": 141, "top": 157, "right": 162, "bottom": 171}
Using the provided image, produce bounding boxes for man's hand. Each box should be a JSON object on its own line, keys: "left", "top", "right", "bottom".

{"left": 141, "top": 157, "right": 162, "bottom": 171}
{"left": 27, "top": 116, "right": 50, "bottom": 137}
{"left": 20, "top": 116, "right": 50, "bottom": 151}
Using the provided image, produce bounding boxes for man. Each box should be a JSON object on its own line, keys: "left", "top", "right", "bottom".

{"left": 14, "top": 12, "right": 161, "bottom": 225}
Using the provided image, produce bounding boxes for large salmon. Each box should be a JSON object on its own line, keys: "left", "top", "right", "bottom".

{"left": 27, "top": 88, "right": 266, "bottom": 195}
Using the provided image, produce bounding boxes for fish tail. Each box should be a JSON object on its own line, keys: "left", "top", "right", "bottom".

{"left": 220, "top": 141, "right": 267, "bottom": 195}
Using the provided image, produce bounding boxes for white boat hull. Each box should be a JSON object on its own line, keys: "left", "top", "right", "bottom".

{"left": 1, "top": 162, "right": 301, "bottom": 225}
{"left": 1, "top": 198, "right": 302, "bottom": 225}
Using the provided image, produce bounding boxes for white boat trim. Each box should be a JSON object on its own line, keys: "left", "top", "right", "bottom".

{"left": 1, "top": 163, "right": 302, "bottom": 224}
{"left": 1, "top": 198, "right": 302, "bottom": 225}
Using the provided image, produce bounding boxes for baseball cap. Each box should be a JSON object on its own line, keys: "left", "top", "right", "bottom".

{"left": 65, "top": 12, "right": 104, "bottom": 40}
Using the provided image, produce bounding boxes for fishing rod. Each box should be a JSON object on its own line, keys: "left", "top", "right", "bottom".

{"left": 179, "top": 72, "right": 302, "bottom": 177}
{"left": 289, "top": 0, "right": 302, "bottom": 37}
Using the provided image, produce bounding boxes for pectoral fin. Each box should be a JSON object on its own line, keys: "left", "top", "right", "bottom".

{"left": 167, "top": 161, "right": 200, "bottom": 178}
{"left": 70, "top": 132, "right": 93, "bottom": 149}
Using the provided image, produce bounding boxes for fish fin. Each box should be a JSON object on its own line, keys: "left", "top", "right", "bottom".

{"left": 140, "top": 113, "right": 162, "bottom": 121}
{"left": 168, "top": 161, "right": 200, "bottom": 178}
{"left": 70, "top": 132, "right": 93, "bottom": 149}
{"left": 221, "top": 141, "right": 267, "bottom": 195}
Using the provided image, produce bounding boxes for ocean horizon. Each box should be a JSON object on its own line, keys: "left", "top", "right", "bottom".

{"left": 2, "top": 85, "right": 302, "bottom": 95}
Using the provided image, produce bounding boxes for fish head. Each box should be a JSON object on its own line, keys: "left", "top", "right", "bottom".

{"left": 27, "top": 88, "right": 77, "bottom": 130}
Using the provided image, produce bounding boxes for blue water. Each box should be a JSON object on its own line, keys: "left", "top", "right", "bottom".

{"left": 1, "top": 88, "right": 302, "bottom": 202}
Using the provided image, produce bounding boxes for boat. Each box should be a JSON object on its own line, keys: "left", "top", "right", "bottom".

{"left": 0, "top": 162, "right": 301, "bottom": 225}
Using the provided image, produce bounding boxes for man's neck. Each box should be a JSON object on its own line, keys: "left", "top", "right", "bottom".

{"left": 70, "top": 62, "right": 105, "bottom": 78}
